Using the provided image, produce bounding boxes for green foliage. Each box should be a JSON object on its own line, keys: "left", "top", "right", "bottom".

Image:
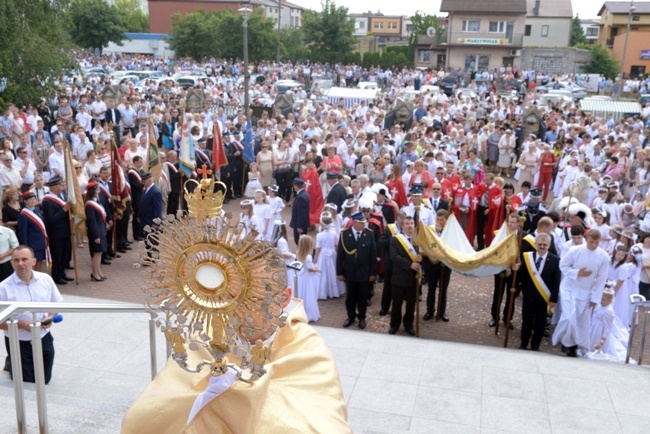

{"left": 169, "top": 8, "right": 276, "bottom": 61}
{"left": 409, "top": 11, "right": 447, "bottom": 39}
{"left": 582, "top": 44, "right": 618, "bottom": 79}
{"left": 344, "top": 52, "right": 361, "bottom": 65}
{"left": 0, "top": 0, "right": 77, "bottom": 106}
{"left": 361, "top": 52, "right": 371, "bottom": 69}
{"left": 69, "top": 0, "right": 126, "bottom": 52}
{"left": 115, "top": 0, "right": 149, "bottom": 33}
{"left": 302, "top": 0, "right": 355, "bottom": 63}
{"left": 570, "top": 15, "right": 587, "bottom": 46}
{"left": 280, "top": 27, "right": 309, "bottom": 62}
{"left": 380, "top": 51, "right": 394, "bottom": 69}
{"left": 394, "top": 53, "right": 410, "bottom": 68}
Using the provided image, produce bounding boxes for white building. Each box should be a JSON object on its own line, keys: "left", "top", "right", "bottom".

{"left": 580, "top": 18, "right": 600, "bottom": 44}
{"left": 261, "top": 0, "right": 304, "bottom": 29}
{"left": 523, "top": 0, "right": 573, "bottom": 47}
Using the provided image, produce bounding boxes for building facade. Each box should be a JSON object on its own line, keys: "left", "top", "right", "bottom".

{"left": 263, "top": 0, "right": 304, "bottom": 29}
{"left": 441, "top": 0, "right": 527, "bottom": 71}
{"left": 523, "top": 0, "right": 572, "bottom": 47}
{"left": 580, "top": 19, "right": 601, "bottom": 44}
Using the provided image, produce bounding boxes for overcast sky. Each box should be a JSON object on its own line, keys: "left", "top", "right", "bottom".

{"left": 295, "top": 0, "right": 605, "bottom": 20}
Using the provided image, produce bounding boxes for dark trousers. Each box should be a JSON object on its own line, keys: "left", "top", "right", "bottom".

{"left": 293, "top": 228, "right": 306, "bottom": 245}
{"left": 390, "top": 284, "right": 416, "bottom": 330}
{"left": 104, "top": 228, "right": 114, "bottom": 259}
{"left": 231, "top": 160, "right": 245, "bottom": 196}
{"left": 49, "top": 237, "right": 71, "bottom": 281}
{"left": 0, "top": 260, "right": 13, "bottom": 281}
{"left": 380, "top": 267, "right": 393, "bottom": 313}
{"left": 426, "top": 263, "right": 451, "bottom": 316}
{"left": 477, "top": 205, "right": 487, "bottom": 249}
{"left": 275, "top": 170, "right": 293, "bottom": 202}
{"left": 492, "top": 272, "right": 515, "bottom": 322}
{"left": 131, "top": 206, "right": 142, "bottom": 240}
{"left": 4, "top": 333, "right": 55, "bottom": 384}
{"left": 345, "top": 281, "right": 370, "bottom": 320}
{"left": 116, "top": 203, "right": 131, "bottom": 249}
{"left": 520, "top": 296, "right": 548, "bottom": 349}
{"left": 167, "top": 193, "right": 180, "bottom": 216}
{"left": 640, "top": 281, "right": 650, "bottom": 299}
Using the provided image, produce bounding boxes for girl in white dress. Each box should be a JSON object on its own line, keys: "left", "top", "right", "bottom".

{"left": 270, "top": 220, "right": 296, "bottom": 288}
{"left": 295, "top": 235, "right": 320, "bottom": 322}
{"left": 265, "top": 186, "right": 285, "bottom": 240}
{"left": 252, "top": 190, "right": 271, "bottom": 240}
{"left": 608, "top": 245, "right": 627, "bottom": 292}
{"left": 243, "top": 162, "right": 263, "bottom": 198}
{"left": 591, "top": 208, "right": 612, "bottom": 251}
{"left": 589, "top": 285, "right": 629, "bottom": 362}
{"left": 315, "top": 213, "right": 345, "bottom": 300}
{"left": 614, "top": 246, "right": 641, "bottom": 329}
{"left": 323, "top": 203, "right": 343, "bottom": 235}
{"left": 238, "top": 200, "right": 255, "bottom": 236}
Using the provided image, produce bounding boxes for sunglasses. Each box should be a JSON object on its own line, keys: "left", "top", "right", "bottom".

{"left": 431, "top": 188, "right": 441, "bottom": 191}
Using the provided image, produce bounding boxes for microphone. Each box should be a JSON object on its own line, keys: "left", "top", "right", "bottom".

{"left": 41, "top": 314, "right": 63, "bottom": 327}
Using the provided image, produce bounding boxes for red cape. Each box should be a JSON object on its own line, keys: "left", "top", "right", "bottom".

{"left": 303, "top": 167, "right": 324, "bottom": 226}
{"left": 452, "top": 185, "right": 479, "bottom": 244}
{"left": 479, "top": 184, "right": 503, "bottom": 246}
{"left": 386, "top": 178, "right": 408, "bottom": 209}
{"left": 492, "top": 194, "right": 523, "bottom": 238}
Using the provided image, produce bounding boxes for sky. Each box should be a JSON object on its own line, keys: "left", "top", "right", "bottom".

{"left": 294, "top": 0, "right": 605, "bottom": 19}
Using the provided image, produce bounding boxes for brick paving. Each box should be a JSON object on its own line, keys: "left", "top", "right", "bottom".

{"left": 56, "top": 188, "right": 650, "bottom": 363}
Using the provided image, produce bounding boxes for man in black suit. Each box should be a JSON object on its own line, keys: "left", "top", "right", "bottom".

{"left": 164, "top": 150, "right": 181, "bottom": 215}
{"left": 514, "top": 233, "right": 561, "bottom": 351}
{"left": 104, "top": 99, "right": 121, "bottom": 138}
{"left": 429, "top": 182, "right": 449, "bottom": 212}
{"left": 40, "top": 175, "right": 73, "bottom": 285}
{"left": 97, "top": 167, "right": 116, "bottom": 265}
{"left": 138, "top": 172, "right": 164, "bottom": 232}
{"left": 423, "top": 209, "right": 452, "bottom": 322}
{"left": 337, "top": 212, "right": 377, "bottom": 330}
{"left": 388, "top": 216, "right": 420, "bottom": 336}
{"left": 128, "top": 156, "right": 145, "bottom": 241}
{"left": 289, "top": 178, "right": 310, "bottom": 244}
{"left": 325, "top": 172, "right": 347, "bottom": 212}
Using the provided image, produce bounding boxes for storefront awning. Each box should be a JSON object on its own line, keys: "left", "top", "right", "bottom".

{"left": 579, "top": 98, "right": 642, "bottom": 120}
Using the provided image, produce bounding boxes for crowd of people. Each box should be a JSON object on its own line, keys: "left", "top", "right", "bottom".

{"left": 2, "top": 52, "right": 650, "bottom": 383}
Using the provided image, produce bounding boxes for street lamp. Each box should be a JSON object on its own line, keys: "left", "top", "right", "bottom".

{"left": 239, "top": 1, "right": 251, "bottom": 113}
{"left": 618, "top": 0, "right": 635, "bottom": 100}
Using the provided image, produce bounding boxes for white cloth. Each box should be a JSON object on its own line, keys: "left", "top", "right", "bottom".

{"left": 252, "top": 203, "right": 271, "bottom": 240}
{"left": 295, "top": 255, "right": 320, "bottom": 322}
{"left": 588, "top": 303, "right": 629, "bottom": 362}
{"left": 0, "top": 226, "right": 19, "bottom": 264}
{"left": 316, "top": 229, "right": 345, "bottom": 299}
{"left": 0, "top": 271, "right": 62, "bottom": 340}
{"left": 401, "top": 203, "right": 435, "bottom": 226}
{"left": 613, "top": 262, "right": 640, "bottom": 328}
{"left": 552, "top": 244, "right": 610, "bottom": 352}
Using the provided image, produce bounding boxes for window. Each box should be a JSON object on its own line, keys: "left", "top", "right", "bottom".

{"left": 489, "top": 21, "right": 506, "bottom": 33}
{"left": 524, "top": 25, "right": 531, "bottom": 36}
{"left": 586, "top": 27, "right": 598, "bottom": 37}
{"left": 462, "top": 20, "right": 480, "bottom": 32}
{"left": 406, "top": 24, "right": 413, "bottom": 33}
{"left": 374, "top": 22, "right": 384, "bottom": 30}
{"left": 541, "top": 25, "right": 549, "bottom": 37}
{"left": 418, "top": 50, "right": 432, "bottom": 63}
{"left": 633, "top": 15, "right": 640, "bottom": 21}
{"left": 388, "top": 22, "right": 398, "bottom": 30}
{"left": 356, "top": 20, "right": 365, "bottom": 30}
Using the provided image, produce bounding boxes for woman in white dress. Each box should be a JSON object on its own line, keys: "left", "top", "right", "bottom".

{"left": 315, "top": 212, "right": 345, "bottom": 300}
{"left": 295, "top": 235, "right": 320, "bottom": 322}
{"left": 252, "top": 190, "right": 271, "bottom": 240}
{"left": 614, "top": 247, "right": 641, "bottom": 328}
{"left": 243, "top": 162, "right": 263, "bottom": 198}
{"left": 264, "top": 186, "right": 285, "bottom": 240}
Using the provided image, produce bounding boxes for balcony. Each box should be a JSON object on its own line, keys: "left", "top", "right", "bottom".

{"left": 448, "top": 32, "right": 524, "bottom": 47}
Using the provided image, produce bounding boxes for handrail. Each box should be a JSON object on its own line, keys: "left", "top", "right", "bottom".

{"left": 626, "top": 295, "right": 649, "bottom": 365}
{"left": 1, "top": 301, "right": 164, "bottom": 434}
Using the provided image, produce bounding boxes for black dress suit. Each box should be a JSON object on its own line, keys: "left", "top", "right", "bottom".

{"left": 336, "top": 227, "right": 377, "bottom": 321}
{"left": 326, "top": 182, "right": 347, "bottom": 212}
{"left": 85, "top": 201, "right": 107, "bottom": 254}
{"left": 389, "top": 236, "right": 419, "bottom": 331}
{"left": 98, "top": 181, "right": 114, "bottom": 259}
{"left": 166, "top": 162, "right": 181, "bottom": 215}
{"left": 139, "top": 184, "right": 164, "bottom": 230}
{"left": 289, "top": 188, "right": 310, "bottom": 244}
{"left": 429, "top": 197, "right": 448, "bottom": 212}
{"left": 40, "top": 194, "right": 71, "bottom": 282}
{"left": 128, "top": 169, "right": 144, "bottom": 240}
{"left": 518, "top": 251, "right": 561, "bottom": 350}
{"left": 105, "top": 107, "right": 121, "bottom": 137}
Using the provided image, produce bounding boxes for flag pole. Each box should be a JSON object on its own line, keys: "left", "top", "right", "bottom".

{"left": 504, "top": 211, "right": 526, "bottom": 348}
{"left": 110, "top": 128, "right": 118, "bottom": 258}
{"left": 63, "top": 138, "right": 79, "bottom": 285}
{"left": 179, "top": 105, "right": 185, "bottom": 211}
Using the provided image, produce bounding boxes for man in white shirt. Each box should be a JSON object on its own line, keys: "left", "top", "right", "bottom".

{"left": 48, "top": 139, "right": 65, "bottom": 178}
{"left": 0, "top": 246, "right": 62, "bottom": 384}
{"left": 75, "top": 106, "right": 92, "bottom": 135}
{"left": 13, "top": 147, "right": 37, "bottom": 191}
{"left": 91, "top": 94, "right": 107, "bottom": 126}
{"left": 73, "top": 132, "right": 94, "bottom": 163}
{"left": 0, "top": 154, "right": 22, "bottom": 194}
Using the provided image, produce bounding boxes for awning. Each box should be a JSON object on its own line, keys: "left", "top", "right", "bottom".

{"left": 579, "top": 98, "right": 641, "bottom": 120}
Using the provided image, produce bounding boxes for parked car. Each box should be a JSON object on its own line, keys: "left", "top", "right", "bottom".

{"left": 439, "top": 76, "right": 459, "bottom": 96}
{"left": 357, "top": 81, "right": 378, "bottom": 90}
{"left": 455, "top": 88, "right": 477, "bottom": 100}
{"left": 419, "top": 85, "right": 440, "bottom": 96}
{"left": 539, "top": 82, "right": 588, "bottom": 100}
{"left": 640, "top": 94, "right": 650, "bottom": 106}
{"left": 273, "top": 80, "right": 302, "bottom": 94}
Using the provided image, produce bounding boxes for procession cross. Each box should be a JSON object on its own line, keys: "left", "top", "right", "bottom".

{"left": 304, "top": 180, "right": 311, "bottom": 190}
{"left": 197, "top": 164, "right": 212, "bottom": 179}
{"left": 390, "top": 187, "right": 398, "bottom": 198}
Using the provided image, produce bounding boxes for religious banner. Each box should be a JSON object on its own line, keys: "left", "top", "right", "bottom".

{"left": 417, "top": 214, "right": 518, "bottom": 277}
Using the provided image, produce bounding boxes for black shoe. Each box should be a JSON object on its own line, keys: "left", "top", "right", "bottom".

{"left": 441, "top": 314, "right": 449, "bottom": 322}
{"left": 504, "top": 321, "right": 514, "bottom": 330}
{"left": 543, "top": 329, "right": 550, "bottom": 337}
{"left": 101, "top": 259, "right": 112, "bottom": 265}
{"left": 388, "top": 328, "right": 398, "bottom": 335}
{"left": 66, "top": 265, "right": 74, "bottom": 270}
{"left": 117, "top": 248, "right": 127, "bottom": 253}
{"left": 112, "top": 254, "right": 122, "bottom": 259}
{"left": 358, "top": 319, "right": 366, "bottom": 330}
{"left": 367, "top": 299, "right": 372, "bottom": 307}
{"left": 125, "top": 246, "right": 132, "bottom": 250}
{"left": 489, "top": 319, "right": 497, "bottom": 327}
{"left": 134, "top": 237, "right": 144, "bottom": 242}
{"left": 378, "top": 309, "right": 388, "bottom": 316}
{"left": 126, "top": 241, "right": 133, "bottom": 245}
{"left": 423, "top": 312, "right": 433, "bottom": 321}
{"left": 91, "top": 274, "right": 106, "bottom": 282}
{"left": 342, "top": 318, "right": 355, "bottom": 328}
{"left": 3, "top": 357, "right": 9, "bottom": 372}
{"left": 567, "top": 347, "right": 578, "bottom": 358}
{"left": 63, "top": 276, "right": 74, "bottom": 281}
{"left": 54, "top": 279, "right": 68, "bottom": 285}
{"left": 518, "top": 345, "right": 527, "bottom": 350}
{"left": 405, "top": 326, "right": 416, "bottom": 336}
{"left": 531, "top": 347, "right": 540, "bottom": 352}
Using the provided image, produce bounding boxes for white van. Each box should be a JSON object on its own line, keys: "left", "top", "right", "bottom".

{"left": 357, "top": 81, "right": 378, "bottom": 90}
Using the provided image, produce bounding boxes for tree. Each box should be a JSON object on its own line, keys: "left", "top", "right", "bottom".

{"left": 217, "top": 8, "right": 276, "bottom": 61}
{"left": 280, "top": 28, "right": 310, "bottom": 62}
{"left": 116, "top": 0, "right": 149, "bottom": 33}
{"left": 583, "top": 44, "right": 618, "bottom": 79}
{"left": 68, "top": 0, "right": 126, "bottom": 53}
{"left": 570, "top": 15, "right": 587, "bottom": 46}
{"left": 302, "top": 0, "right": 355, "bottom": 64}
{"left": 169, "top": 9, "right": 220, "bottom": 60}
{"left": 409, "top": 11, "right": 447, "bottom": 40}
{"left": 0, "top": 0, "right": 77, "bottom": 106}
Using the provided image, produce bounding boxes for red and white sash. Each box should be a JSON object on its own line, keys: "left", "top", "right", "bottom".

{"left": 20, "top": 208, "right": 51, "bottom": 266}
{"left": 128, "top": 169, "right": 142, "bottom": 182}
{"left": 41, "top": 193, "right": 66, "bottom": 208}
{"left": 86, "top": 200, "right": 107, "bottom": 224}
{"left": 165, "top": 161, "right": 178, "bottom": 173}
{"left": 195, "top": 148, "right": 209, "bottom": 165}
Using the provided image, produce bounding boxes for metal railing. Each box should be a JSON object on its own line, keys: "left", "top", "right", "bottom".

{"left": 0, "top": 301, "right": 167, "bottom": 434}
{"left": 627, "top": 295, "right": 650, "bottom": 365}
